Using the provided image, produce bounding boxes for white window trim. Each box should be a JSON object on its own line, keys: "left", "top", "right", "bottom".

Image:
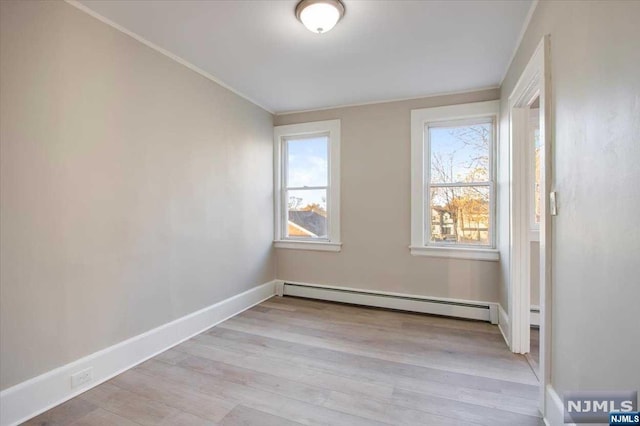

{"left": 273, "top": 119, "right": 341, "bottom": 252}
{"left": 410, "top": 100, "right": 500, "bottom": 261}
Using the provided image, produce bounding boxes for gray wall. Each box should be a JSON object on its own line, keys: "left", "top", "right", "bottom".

{"left": 274, "top": 89, "right": 501, "bottom": 303}
{"left": 530, "top": 241, "right": 540, "bottom": 308}
{"left": 0, "top": 0, "right": 275, "bottom": 390}
{"left": 500, "top": 0, "right": 640, "bottom": 393}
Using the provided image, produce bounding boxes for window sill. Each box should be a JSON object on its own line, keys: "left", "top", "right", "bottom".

{"left": 409, "top": 246, "right": 500, "bottom": 261}
{"left": 274, "top": 240, "right": 342, "bottom": 252}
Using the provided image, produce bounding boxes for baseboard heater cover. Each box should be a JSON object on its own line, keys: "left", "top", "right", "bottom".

{"left": 530, "top": 305, "right": 541, "bottom": 327}
{"left": 281, "top": 282, "right": 498, "bottom": 324}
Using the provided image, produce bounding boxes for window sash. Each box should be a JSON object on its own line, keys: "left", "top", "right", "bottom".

{"left": 424, "top": 117, "right": 496, "bottom": 248}
{"left": 426, "top": 118, "right": 494, "bottom": 186}
{"left": 283, "top": 187, "right": 329, "bottom": 240}
{"left": 281, "top": 134, "right": 331, "bottom": 241}
{"left": 425, "top": 183, "right": 494, "bottom": 248}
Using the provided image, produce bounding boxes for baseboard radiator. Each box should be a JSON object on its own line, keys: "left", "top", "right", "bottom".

{"left": 279, "top": 282, "right": 498, "bottom": 324}
{"left": 530, "top": 305, "right": 540, "bottom": 327}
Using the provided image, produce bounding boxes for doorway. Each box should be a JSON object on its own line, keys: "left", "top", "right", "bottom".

{"left": 526, "top": 95, "right": 541, "bottom": 379}
{"left": 508, "top": 35, "right": 551, "bottom": 413}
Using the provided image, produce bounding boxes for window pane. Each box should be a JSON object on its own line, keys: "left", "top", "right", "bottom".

{"left": 533, "top": 143, "right": 541, "bottom": 224}
{"left": 429, "top": 122, "right": 492, "bottom": 184}
{"left": 286, "top": 135, "right": 328, "bottom": 188}
{"left": 429, "top": 186, "right": 490, "bottom": 245}
{"left": 286, "top": 189, "right": 327, "bottom": 239}
{"left": 529, "top": 106, "right": 542, "bottom": 225}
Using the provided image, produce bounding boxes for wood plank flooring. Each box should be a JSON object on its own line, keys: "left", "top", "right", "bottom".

{"left": 526, "top": 327, "right": 540, "bottom": 380}
{"left": 24, "top": 296, "right": 542, "bottom": 426}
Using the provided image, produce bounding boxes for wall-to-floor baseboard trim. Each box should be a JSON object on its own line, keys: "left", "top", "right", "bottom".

{"left": 544, "top": 385, "right": 570, "bottom": 426}
{"left": 0, "top": 280, "right": 277, "bottom": 426}
{"left": 498, "top": 304, "right": 510, "bottom": 347}
{"left": 278, "top": 280, "right": 499, "bottom": 324}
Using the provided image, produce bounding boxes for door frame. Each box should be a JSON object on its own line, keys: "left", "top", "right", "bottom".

{"left": 508, "top": 35, "right": 552, "bottom": 412}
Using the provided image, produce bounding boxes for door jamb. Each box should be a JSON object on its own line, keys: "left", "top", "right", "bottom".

{"left": 508, "top": 35, "right": 552, "bottom": 414}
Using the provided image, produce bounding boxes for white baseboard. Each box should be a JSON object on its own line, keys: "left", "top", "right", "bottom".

{"left": 275, "top": 280, "right": 285, "bottom": 297}
{"left": 544, "top": 385, "right": 570, "bottom": 426}
{"left": 498, "top": 304, "right": 510, "bottom": 347}
{"left": 279, "top": 280, "right": 499, "bottom": 324}
{"left": 0, "top": 280, "right": 277, "bottom": 426}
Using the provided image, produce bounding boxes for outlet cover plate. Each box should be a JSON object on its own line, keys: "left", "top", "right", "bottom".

{"left": 71, "top": 367, "right": 93, "bottom": 389}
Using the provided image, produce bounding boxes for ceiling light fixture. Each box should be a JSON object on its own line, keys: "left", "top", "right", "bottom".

{"left": 295, "top": 0, "right": 345, "bottom": 34}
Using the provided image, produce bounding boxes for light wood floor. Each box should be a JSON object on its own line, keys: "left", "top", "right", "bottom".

{"left": 25, "top": 296, "right": 542, "bottom": 426}
{"left": 526, "top": 327, "right": 540, "bottom": 380}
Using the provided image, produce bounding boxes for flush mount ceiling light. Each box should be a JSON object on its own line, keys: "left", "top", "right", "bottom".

{"left": 295, "top": 0, "right": 345, "bottom": 34}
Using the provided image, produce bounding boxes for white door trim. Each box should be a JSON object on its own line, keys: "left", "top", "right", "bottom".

{"left": 508, "top": 35, "right": 552, "bottom": 416}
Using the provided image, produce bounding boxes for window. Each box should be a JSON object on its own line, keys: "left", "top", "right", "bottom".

{"left": 273, "top": 120, "right": 341, "bottom": 252}
{"left": 529, "top": 100, "right": 541, "bottom": 233}
{"left": 410, "top": 101, "right": 499, "bottom": 261}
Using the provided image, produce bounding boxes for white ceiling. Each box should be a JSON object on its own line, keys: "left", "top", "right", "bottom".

{"left": 75, "top": 0, "right": 533, "bottom": 114}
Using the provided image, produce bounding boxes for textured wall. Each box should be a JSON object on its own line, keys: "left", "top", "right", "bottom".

{"left": 500, "top": 0, "right": 640, "bottom": 393}
{"left": 0, "top": 0, "right": 275, "bottom": 390}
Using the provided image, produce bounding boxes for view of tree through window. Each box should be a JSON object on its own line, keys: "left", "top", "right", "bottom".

{"left": 427, "top": 120, "right": 493, "bottom": 246}
{"left": 284, "top": 135, "right": 329, "bottom": 239}
{"left": 530, "top": 106, "right": 541, "bottom": 226}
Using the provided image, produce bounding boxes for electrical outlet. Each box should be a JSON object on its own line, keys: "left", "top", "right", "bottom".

{"left": 71, "top": 367, "right": 93, "bottom": 389}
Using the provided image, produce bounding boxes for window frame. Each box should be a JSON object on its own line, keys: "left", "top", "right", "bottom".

{"left": 410, "top": 100, "right": 500, "bottom": 261}
{"left": 273, "top": 119, "right": 341, "bottom": 252}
